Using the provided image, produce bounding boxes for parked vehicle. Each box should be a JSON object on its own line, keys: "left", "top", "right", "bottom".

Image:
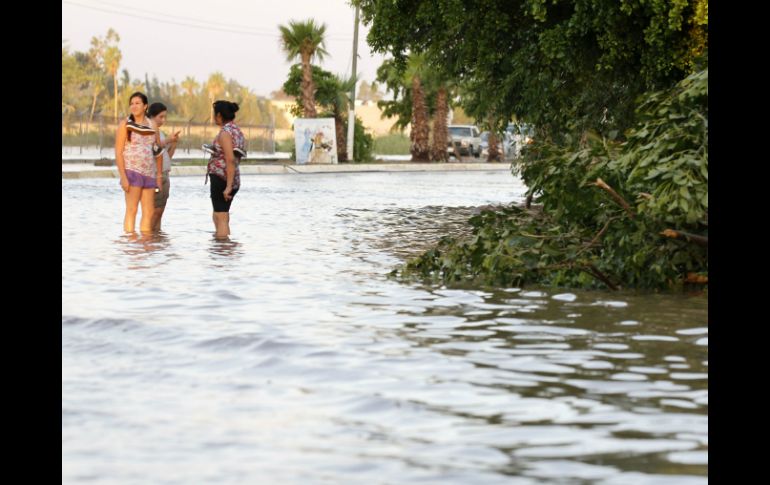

{"left": 447, "top": 125, "right": 482, "bottom": 157}
{"left": 479, "top": 131, "right": 508, "bottom": 158}
{"left": 505, "top": 123, "right": 535, "bottom": 158}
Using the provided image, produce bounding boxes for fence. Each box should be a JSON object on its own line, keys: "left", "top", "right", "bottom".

{"left": 62, "top": 112, "right": 276, "bottom": 159}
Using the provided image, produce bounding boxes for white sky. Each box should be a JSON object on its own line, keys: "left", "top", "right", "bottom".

{"left": 62, "top": 0, "right": 388, "bottom": 97}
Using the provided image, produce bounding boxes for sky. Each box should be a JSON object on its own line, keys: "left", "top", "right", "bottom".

{"left": 61, "top": 0, "right": 389, "bottom": 98}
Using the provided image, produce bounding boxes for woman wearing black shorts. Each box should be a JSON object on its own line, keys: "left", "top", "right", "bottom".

{"left": 206, "top": 101, "right": 246, "bottom": 238}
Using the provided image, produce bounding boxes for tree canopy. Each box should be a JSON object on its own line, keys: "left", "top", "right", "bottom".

{"left": 357, "top": 0, "right": 707, "bottom": 136}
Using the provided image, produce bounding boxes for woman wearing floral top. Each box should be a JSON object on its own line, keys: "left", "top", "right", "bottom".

{"left": 114, "top": 92, "right": 163, "bottom": 233}
{"left": 207, "top": 100, "right": 245, "bottom": 238}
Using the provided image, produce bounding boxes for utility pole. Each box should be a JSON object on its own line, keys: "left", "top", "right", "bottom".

{"left": 347, "top": 5, "right": 360, "bottom": 162}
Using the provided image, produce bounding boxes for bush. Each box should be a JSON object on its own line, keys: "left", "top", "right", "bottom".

{"left": 353, "top": 116, "right": 374, "bottom": 163}
{"left": 397, "top": 69, "right": 708, "bottom": 290}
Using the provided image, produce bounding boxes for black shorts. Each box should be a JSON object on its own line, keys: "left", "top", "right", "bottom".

{"left": 209, "top": 174, "right": 239, "bottom": 212}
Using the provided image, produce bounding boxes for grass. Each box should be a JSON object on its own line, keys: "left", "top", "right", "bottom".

{"left": 373, "top": 133, "right": 410, "bottom": 155}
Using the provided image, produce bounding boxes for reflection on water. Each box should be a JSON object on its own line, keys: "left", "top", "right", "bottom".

{"left": 114, "top": 232, "right": 172, "bottom": 270}
{"left": 209, "top": 237, "right": 243, "bottom": 260}
{"left": 63, "top": 172, "right": 706, "bottom": 484}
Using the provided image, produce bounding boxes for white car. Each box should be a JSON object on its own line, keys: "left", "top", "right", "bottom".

{"left": 447, "top": 125, "right": 482, "bottom": 157}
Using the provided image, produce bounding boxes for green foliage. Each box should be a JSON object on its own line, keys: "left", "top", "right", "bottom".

{"left": 619, "top": 68, "right": 708, "bottom": 225}
{"left": 400, "top": 68, "right": 708, "bottom": 289}
{"left": 63, "top": 31, "right": 288, "bottom": 127}
{"left": 357, "top": 0, "right": 708, "bottom": 137}
{"left": 277, "top": 138, "right": 297, "bottom": 161}
{"left": 278, "top": 19, "right": 329, "bottom": 63}
{"left": 397, "top": 205, "right": 605, "bottom": 288}
{"left": 283, "top": 64, "right": 355, "bottom": 115}
{"left": 375, "top": 56, "right": 445, "bottom": 130}
{"left": 353, "top": 116, "right": 374, "bottom": 163}
{"left": 64, "top": 71, "right": 286, "bottom": 125}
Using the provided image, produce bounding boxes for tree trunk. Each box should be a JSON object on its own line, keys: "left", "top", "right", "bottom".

{"left": 89, "top": 85, "right": 100, "bottom": 123}
{"left": 487, "top": 130, "right": 501, "bottom": 162}
{"left": 431, "top": 86, "right": 448, "bottom": 162}
{"left": 113, "top": 69, "right": 118, "bottom": 123}
{"left": 335, "top": 112, "right": 347, "bottom": 162}
{"left": 410, "top": 75, "right": 430, "bottom": 162}
{"left": 301, "top": 52, "right": 317, "bottom": 118}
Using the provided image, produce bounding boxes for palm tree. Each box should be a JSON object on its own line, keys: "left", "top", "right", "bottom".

{"left": 431, "top": 85, "right": 449, "bottom": 162}
{"left": 86, "top": 70, "right": 104, "bottom": 124}
{"left": 406, "top": 55, "right": 430, "bottom": 162}
{"left": 278, "top": 19, "right": 329, "bottom": 118}
{"left": 94, "top": 29, "right": 122, "bottom": 122}
{"left": 329, "top": 74, "right": 356, "bottom": 162}
{"left": 86, "top": 35, "right": 108, "bottom": 123}
{"left": 181, "top": 76, "right": 199, "bottom": 119}
{"left": 206, "top": 72, "right": 226, "bottom": 123}
{"left": 487, "top": 132, "right": 501, "bottom": 162}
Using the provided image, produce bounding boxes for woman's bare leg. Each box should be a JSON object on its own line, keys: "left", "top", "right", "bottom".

{"left": 213, "top": 212, "right": 230, "bottom": 239}
{"left": 139, "top": 189, "right": 155, "bottom": 233}
{"left": 124, "top": 186, "right": 142, "bottom": 232}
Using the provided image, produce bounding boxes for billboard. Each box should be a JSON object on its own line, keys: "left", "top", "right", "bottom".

{"left": 294, "top": 118, "right": 338, "bottom": 164}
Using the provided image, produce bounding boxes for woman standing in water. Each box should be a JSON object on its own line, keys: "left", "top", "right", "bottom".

{"left": 148, "top": 102, "right": 180, "bottom": 231}
{"left": 207, "top": 100, "right": 245, "bottom": 239}
{"left": 114, "top": 92, "right": 163, "bottom": 233}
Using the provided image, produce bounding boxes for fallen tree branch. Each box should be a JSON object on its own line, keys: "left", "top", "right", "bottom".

{"left": 593, "top": 178, "right": 635, "bottom": 219}
{"left": 660, "top": 229, "right": 708, "bottom": 247}
{"left": 575, "top": 216, "right": 620, "bottom": 258}
{"left": 685, "top": 272, "right": 708, "bottom": 284}
{"left": 583, "top": 264, "right": 619, "bottom": 291}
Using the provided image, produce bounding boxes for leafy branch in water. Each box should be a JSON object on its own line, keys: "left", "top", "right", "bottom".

{"left": 396, "top": 69, "right": 708, "bottom": 290}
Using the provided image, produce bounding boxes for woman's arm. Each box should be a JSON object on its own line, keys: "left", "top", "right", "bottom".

{"left": 167, "top": 131, "right": 180, "bottom": 159}
{"left": 115, "top": 120, "right": 129, "bottom": 192}
{"left": 219, "top": 131, "right": 235, "bottom": 201}
{"left": 152, "top": 120, "right": 163, "bottom": 185}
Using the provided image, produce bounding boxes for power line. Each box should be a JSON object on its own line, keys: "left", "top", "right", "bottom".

{"left": 89, "top": 0, "right": 277, "bottom": 34}
{"left": 63, "top": 0, "right": 364, "bottom": 41}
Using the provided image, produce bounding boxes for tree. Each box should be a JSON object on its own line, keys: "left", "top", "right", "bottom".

{"left": 269, "top": 88, "right": 294, "bottom": 101}
{"left": 328, "top": 74, "right": 357, "bottom": 162}
{"left": 405, "top": 55, "right": 432, "bottom": 161}
{"left": 375, "top": 58, "right": 414, "bottom": 131}
{"left": 283, "top": 64, "right": 356, "bottom": 161}
{"left": 430, "top": 85, "right": 449, "bottom": 162}
{"left": 84, "top": 34, "right": 110, "bottom": 122}
{"left": 278, "top": 19, "right": 329, "bottom": 118}
{"left": 357, "top": 80, "right": 384, "bottom": 103}
{"left": 62, "top": 44, "right": 87, "bottom": 114}
{"left": 206, "top": 72, "right": 226, "bottom": 123}
{"left": 120, "top": 69, "right": 130, "bottom": 99}
{"left": 180, "top": 76, "right": 199, "bottom": 119}
{"left": 376, "top": 55, "right": 447, "bottom": 161}
{"left": 63, "top": 47, "right": 289, "bottom": 128}
{"left": 485, "top": 116, "right": 501, "bottom": 162}
{"left": 357, "top": 0, "right": 708, "bottom": 138}
{"left": 92, "top": 29, "right": 122, "bottom": 122}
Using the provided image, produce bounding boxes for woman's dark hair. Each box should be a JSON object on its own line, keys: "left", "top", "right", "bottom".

{"left": 127, "top": 92, "right": 149, "bottom": 141}
{"left": 148, "top": 102, "right": 167, "bottom": 118}
{"left": 213, "top": 100, "right": 239, "bottom": 122}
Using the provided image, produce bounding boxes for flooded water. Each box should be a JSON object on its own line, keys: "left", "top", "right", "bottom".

{"left": 62, "top": 171, "right": 707, "bottom": 484}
